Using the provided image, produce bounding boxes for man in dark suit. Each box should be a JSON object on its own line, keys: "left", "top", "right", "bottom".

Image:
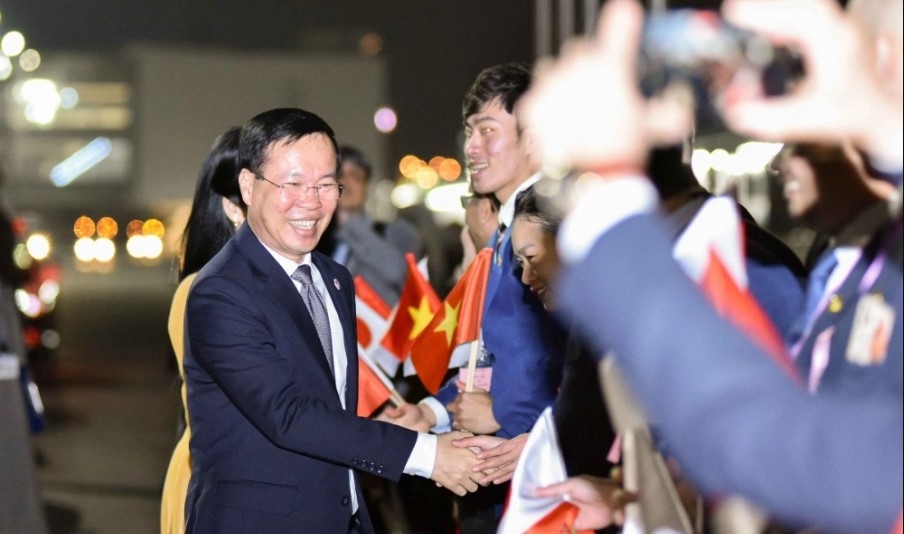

{"left": 382, "top": 63, "right": 565, "bottom": 533}
{"left": 182, "top": 108, "right": 480, "bottom": 534}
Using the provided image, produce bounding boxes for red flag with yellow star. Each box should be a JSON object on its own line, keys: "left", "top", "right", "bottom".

{"left": 380, "top": 253, "right": 441, "bottom": 362}
{"left": 409, "top": 248, "right": 492, "bottom": 394}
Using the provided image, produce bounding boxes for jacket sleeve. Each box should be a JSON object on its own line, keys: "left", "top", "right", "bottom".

{"left": 559, "top": 213, "right": 903, "bottom": 534}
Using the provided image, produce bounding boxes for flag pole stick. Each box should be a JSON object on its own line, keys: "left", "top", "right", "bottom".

{"left": 464, "top": 341, "right": 480, "bottom": 392}
{"left": 389, "top": 389, "right": 405, "bottom": 408}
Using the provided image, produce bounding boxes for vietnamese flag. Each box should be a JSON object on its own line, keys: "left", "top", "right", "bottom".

{"left": 672, "top": 197, "right": 801, "bottom": 382}
{"left": 356, "top": 344, "right": 397, "bottom": 417}
{"left": 380, "top": 253, "right": 441, "bottom": 363}
{"left": 409, "top": 248, "right": 492, "bottom": 394}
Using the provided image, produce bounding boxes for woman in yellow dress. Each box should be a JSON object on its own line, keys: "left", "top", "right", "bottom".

{"left": 161, "top": 127, "right": 245, "bottom": 534}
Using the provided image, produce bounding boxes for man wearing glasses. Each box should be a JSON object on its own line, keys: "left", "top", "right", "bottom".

{"left": 182, "top": 108, "right": 480, "bottom": 534}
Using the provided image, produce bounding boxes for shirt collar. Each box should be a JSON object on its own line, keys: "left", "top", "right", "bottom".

{"left": 498, "top": 172, "right": 542, "bottom": 228}
{"left": 258, "top": 239, "right": 313, "bottom": 278}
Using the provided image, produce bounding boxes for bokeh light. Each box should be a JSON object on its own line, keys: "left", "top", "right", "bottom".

{"left": 1, "top": 31, "right": 25, "bottom": 57}
{"left": 25, "top": 234, "right": 51, "bottom": 260}
{"left": 142, "top": 218, "right": 165, "bottom": 238}
{"left": 73, "top": 237, "right": 96, "bottom": 262}
{"left": 96, "top": 216, "right": 119, "bottom": 239}
{"left": 398, "top": 155, "right": 421, "bottom": 179}
{"left": 439, "top": 158, "right": 462, "bottom": 181}
{"left": 415, "top": 166, "right": 439, "bottom": 189}
{"left": 0, "top": 57, "right": 12, "bottom": 81}
{"left": 73, "top": 216, "right": 96, "bottom": 238}
{"left": 19, "top": 49, "right": 41, "bottom": 72}
{"left": 125, "top": 219, "right": 144, "bottom": 238}
{"left": 93, "top": 237, "right": 116, "bottom": 262}
{"left": 374, "top": 107, "right": 397, "bottom": 133}
{"left": 359, "top": 33, "right": 383, "bottom": 56}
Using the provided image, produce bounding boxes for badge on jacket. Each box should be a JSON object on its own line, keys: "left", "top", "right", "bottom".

{"left": 846, "top": 292, "right": 894, "bottom": 366}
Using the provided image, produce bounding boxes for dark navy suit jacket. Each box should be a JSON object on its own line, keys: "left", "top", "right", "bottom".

{"left": 435, "top": 225, "right": 564, "bottom": 438}
{"left": 795, "top": 216, "right": 903, "bottom": 398}
{"left": 558, "top": 212, "right": 903, "bottom": 534}
{"left": 183, "top": 225, "right": 417, "bottom": 534}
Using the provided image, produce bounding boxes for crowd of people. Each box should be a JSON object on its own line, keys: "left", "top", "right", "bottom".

{"left": 5, "top": 0, "right": 898, "bottom": 532}
{"left": 157, "top": 0, "right": 901, "bottom": 532}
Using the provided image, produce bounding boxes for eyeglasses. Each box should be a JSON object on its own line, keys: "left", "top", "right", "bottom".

{"left": 255, "top": 173, "right": 344, "bottom": 201}
{"left": 460, "top": 193, "right": 494, "bottom": 209}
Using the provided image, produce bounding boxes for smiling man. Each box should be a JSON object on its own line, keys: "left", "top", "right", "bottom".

{"left": 384, "top": 64, "right": 566, "bottom": 534}
{"left": 181, "top": 108, "right": 481, "bottom": 534}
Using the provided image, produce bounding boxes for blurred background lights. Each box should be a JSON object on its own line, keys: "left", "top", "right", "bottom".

{"left": 390, "top": 183, "right": 421, "bottom": 209}
{"left": 38, "top": 280, "right": 60, "bottom": 306}
{"left": 0, "top": 57, "right": 11, "bottom": 81}
{"left": 126, "top": 234, "right": 164, "bottom": 260}
{"left": 1, "top": 30, "right": 25, "bottom": 57}
{"left": 142, "top": 218, "right": 165, "bottom": 238}
{"left": 358, "top": 32, "right": 383, "bottom": 56}
{"left": 93, "top": 237, "right": 116, "bottom": 262}
{"left": 59, "top": 87, "right": 79, "bottom": 109}
{"left": 15, "top": 78, "right": 61, "bottom": 126}
{"left": 13, "top": 243, "right": 34, "bottom": 270}
{"left": 15, "top": 289, "right": 43, "bottom": 318}
{"left": 438, "top": 158, "right": 462, "bottom": 181}
{"left": 428, "top": 156, "right": 445, "bottom": 171}
{"left": 96, "top": 216, "right": 119, "bottom": 239}
{"left": 398, "top": 155, "right": 421, "bottom": 178}
{"left": 373, "top": 106, "right": 397, "bottom": 133}
{"left": 415, "top": 165, "right": 439, "bottom": 189}
{"left": 25, "top": 234, "right": 51, "bottom": 261}
{"left": 125, "top": 219, "right": 144, "bottom": 238}
{"left": 424, "top": 182, "right": 470, "bottom": 213}
{"left": 73, "top": 216, "right": 96, "bottom": 238}
{"left": 50, "top": 137, "right": 113, "bottom": 185}
{"left": 19, "top": 49, "right": 41, "bottom": 72}
{"left": 73, "top": 237, "right": 96, "bottom": 262}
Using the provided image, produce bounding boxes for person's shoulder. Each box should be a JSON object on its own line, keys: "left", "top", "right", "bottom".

{"left": 312, "top": 250, "right": 353, "bottom": 280}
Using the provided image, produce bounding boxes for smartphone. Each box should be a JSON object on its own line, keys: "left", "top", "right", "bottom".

{"left": 639, "top": 9, "right": 803, "bottom": 134}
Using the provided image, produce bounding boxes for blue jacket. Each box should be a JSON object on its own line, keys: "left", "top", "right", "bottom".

{"left": 435, "top": 226, "right": 564, "bottom": 438}
{"left": 558, "top": 212, "right": 903, "bottom": 534}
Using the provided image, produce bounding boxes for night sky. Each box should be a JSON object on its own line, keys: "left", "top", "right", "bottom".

{"left": 4, "top": 0, "right": 535, "bottom": 176}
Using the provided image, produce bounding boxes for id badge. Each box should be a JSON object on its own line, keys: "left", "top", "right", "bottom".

{"left": 458, "top": 367, "right": 493, "bottom": 392}
{"left": 846, "top": 293, "right": 894, "bottom": 366}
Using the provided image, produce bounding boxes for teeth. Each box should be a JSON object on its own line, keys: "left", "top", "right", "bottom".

{"left": 470, "top": 164, "right": 488, "bottom": 172}
{"left": 784, "top": 181, "right": 800, "bottom": 194}
{"left": 290, "top": 220, "right": 316, "bottom": 230}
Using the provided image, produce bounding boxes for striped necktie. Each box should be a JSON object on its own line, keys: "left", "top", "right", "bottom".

{"left": 291, "top": 265, "right": 335, "bottom": 377}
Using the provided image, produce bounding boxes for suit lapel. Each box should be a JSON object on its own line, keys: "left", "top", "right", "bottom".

{"left": 233, "top": 226, "right": 335, "bottom": 380}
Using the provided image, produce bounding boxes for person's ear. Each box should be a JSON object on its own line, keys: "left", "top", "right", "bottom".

{"left": 222, "top": 197, "right": 245, "bottom": 229}
{"left": 238, "top": 169, "right": 254, "bottom": 206}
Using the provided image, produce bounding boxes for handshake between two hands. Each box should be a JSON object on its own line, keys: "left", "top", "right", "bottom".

{"left": 376, "top": 402, "right": 527, "bottom": 496}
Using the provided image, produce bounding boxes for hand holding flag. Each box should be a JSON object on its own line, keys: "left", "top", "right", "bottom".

{"left": 497, "top": 407, "right": 594, "bottom": 534}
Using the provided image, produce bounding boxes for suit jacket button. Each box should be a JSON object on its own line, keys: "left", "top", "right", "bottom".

{"left": 341, "top": 496, "right": 351, "bottom": 506}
